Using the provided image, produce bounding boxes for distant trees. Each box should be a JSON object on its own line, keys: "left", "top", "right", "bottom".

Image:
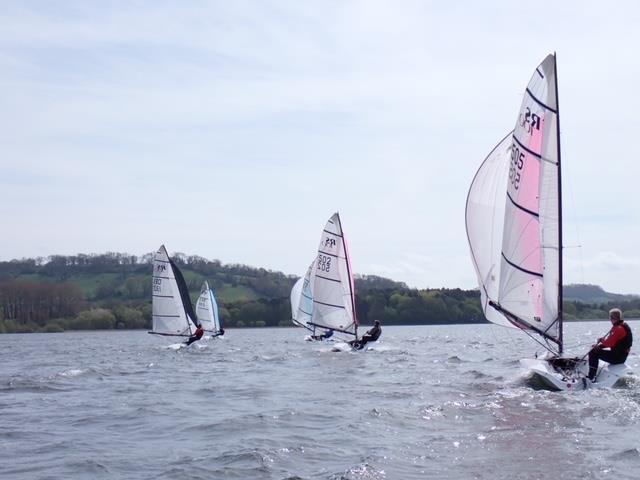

{"left": 0, "top": 252, "right": 638, "bottom": 334}
{"left": 0, "top": 281, "right": 83, "bottom": 325}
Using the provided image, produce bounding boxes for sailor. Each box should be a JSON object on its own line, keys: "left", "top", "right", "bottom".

{"left": 185, "top": 324, "right": 205, "bottom": 346}
{"left": 212, "top": 327, "right": 225, "bottom": 338}
{"left": 311, "top": 329, "right": 334, "bottom": 341}
{"left": 350, "top": 320, "right": 382, "bottom": 349}
{"left": 587, "top": 308, "right": 632, "bottom": 381}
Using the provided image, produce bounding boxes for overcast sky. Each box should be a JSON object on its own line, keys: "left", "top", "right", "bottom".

{"left": 1, "top": 1, "right": 639, "bottom": 294}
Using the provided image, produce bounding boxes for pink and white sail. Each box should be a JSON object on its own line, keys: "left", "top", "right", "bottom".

{"left": 466, "top": 54, "right": 561, "bottom": 346}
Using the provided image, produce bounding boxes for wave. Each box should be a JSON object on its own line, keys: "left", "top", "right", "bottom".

{"left": 0, "top": 377, "right": 66, "bottom": 393}
{"left": 609, "top": 448, "right": 640, "bottom": 461}
{"left": 329, "top": 462, "right": 385, "bottom": 480}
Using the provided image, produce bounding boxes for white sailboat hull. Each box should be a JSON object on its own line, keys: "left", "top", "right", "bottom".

{"left": 304, "top": 335, "right": 335, "bottom": 343}
{"left": 520, "top": 356, "right": 632, "bottom": 391}
{"left": 330, "top": 341, "right": 379, "bottom": 352}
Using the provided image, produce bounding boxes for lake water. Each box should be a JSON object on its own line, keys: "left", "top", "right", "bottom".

{"left": 1, "top": 322, "right": 639, "bottom": 480}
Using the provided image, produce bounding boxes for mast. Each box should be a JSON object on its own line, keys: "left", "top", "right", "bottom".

{"left": 337, "top": 212, "right": 358, "bottom": 339}
{"left": 554, "top": 52, "right": 564, "bottom": 355}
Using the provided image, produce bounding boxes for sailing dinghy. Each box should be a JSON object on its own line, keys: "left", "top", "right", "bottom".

{"left": 465, "top": 54, "right": 631, "bottom": 391}
{"left": 149, "top": 245, "right": 199, "bottom": 343}
{"left": 306, "top": 212, "right": 362, "bottom": 348}
{"left": 196, "top": 281, "right": 224, "bottom": 338}
{"left": 290, "top": 262, "right": 321, "bottom": 339}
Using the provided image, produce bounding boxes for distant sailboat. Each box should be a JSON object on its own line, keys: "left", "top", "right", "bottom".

{"left": 196, "top": 281, "right": 224, "bottom": 337}
{"left": 149, "top": 245, "right": 199, "bottom": 338}
{"left": 305, "top": 212, "right": 359, "bottom": 343}
{"left": 290, "top": 262, "right": 314, "bottom": 331}
{"left": 466, "top": 54, "right": 630, "bottom": 390}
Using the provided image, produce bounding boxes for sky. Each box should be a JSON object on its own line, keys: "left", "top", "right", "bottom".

{"left": 1, "top": 1, "right": 639, "bottom": 294}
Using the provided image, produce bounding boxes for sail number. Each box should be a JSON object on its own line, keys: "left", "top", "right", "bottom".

{"left": 509, "top": 143, "right": 524, "bottom": 190}
{"left": 153, "top": 278, "right": 162, "bottom": 293}
{"left": 317, "top": 254, "right": 332, "bottom": 272}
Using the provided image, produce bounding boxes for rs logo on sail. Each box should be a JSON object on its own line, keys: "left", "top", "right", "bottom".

{"left": 324, "top": 238, "right": 336, "bottom": 248}
{"left": 519, "top": 107, "right": 541, "bottom": 134}
{"left": 156, "top": 264, "right": 167, "bottom": 272}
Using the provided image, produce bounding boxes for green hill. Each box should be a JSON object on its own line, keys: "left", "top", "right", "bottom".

{"left": 0, "top": 252, "right": 638, "bottom": 333}
{"left": 563, "top": 284, "right": 639, "bottom": 304}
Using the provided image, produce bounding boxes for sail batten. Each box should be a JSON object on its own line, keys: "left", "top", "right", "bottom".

{"left": 525, "top": 88, "right": 557, "bottom": 112}
{"left": 513, "top": 136, "right": 542, "bottom": 159}
{"left": 507, "top": 192, "right": 539, "bottom": 217}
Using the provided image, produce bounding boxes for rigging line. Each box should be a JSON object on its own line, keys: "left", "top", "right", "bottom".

{"left": 522, "top": 326, "right": 558, "bottom": 355}
{"left": 561, "top": 139, "right": 585, "bottom": 284}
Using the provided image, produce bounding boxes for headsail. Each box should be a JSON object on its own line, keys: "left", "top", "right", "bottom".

{"left": 308, "top": 212, "right": 358, "bottom": 336}
{"left": 196, "top": 281, "right": 223, "bottom": 334}
{"left": 466, "top": 54, "right": 562, "bottom": 351}
{"left": 291, "top": 262, "right": 314, "bottom": 330}
{"left": 151, "top": 245, "right": 198, "bottom": 336}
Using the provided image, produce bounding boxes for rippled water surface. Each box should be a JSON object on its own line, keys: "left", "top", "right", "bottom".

{"left": 1, "top": 322, "right": 639, "bottom": 479}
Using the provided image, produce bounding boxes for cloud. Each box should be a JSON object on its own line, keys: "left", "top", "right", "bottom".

{"left": 1, "top": 1, "right": 639, "bottom": 295}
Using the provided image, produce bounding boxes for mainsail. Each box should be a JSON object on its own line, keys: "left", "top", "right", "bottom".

{"left": 291, "top": 262, "right": 314, "bottom": 330}
{"left": 196, "top": 281, "right": 223, "bottom": 334}
{"left": 466, "top": 54, "right": 562, "bottom": 352}
{"left": 150, "top": 245, "right": 198, "bottom": 337}
{"left": 307, "top": 212, "right": 358, "bottom": 336}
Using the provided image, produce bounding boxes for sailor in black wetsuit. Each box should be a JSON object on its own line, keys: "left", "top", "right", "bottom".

{"left": 211, "top": 327, "right": 225, "bottom": 338}
{"left": 350, "top": 320, "right": 381, "bottom": 349}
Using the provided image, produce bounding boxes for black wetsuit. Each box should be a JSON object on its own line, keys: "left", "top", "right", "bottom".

{"left": 351, "top": 324, "right": 381, "bottom": 349}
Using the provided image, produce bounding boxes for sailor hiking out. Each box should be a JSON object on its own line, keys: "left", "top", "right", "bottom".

{"left": 587, "top": 308, "right": 632, "bottom": 381}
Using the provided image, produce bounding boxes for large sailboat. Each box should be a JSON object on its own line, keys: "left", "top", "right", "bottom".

{"left": 149, "top": 245, "right": 199, "bottom": 339}
{"left": 294, "top": 212, "right": 359, "bottom": 344}
{"left": 465, "top": 54, "right": 630, "bottom": 390}
{"left": 196, "top": 281, "right": 224, "bottom": 337}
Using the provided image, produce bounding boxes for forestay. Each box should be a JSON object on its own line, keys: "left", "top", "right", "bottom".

{"left": 291, "top": 262, "right": 314, "bottom": 329}
{"left": 466, "top": 54, "right": 562, "bottom": 349}
{"left": 196, "top": 281, "right": 222, "bottom": 334}
{"left": 308, "top": 213, "right": 358, "bottom": 335}
{"left": 151, "top": 245, "right": 198, "bottom": 336}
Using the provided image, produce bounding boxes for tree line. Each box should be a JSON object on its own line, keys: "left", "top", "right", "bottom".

{"left": 0, "top": 253, "right": 637, "bottom": 333}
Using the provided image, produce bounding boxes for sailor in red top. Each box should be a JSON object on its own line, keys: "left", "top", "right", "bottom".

{"left": 185, "top": 324, "right": 205, "bottom": 346}
{"left": 587, "top": 308, "right": 633, "bottom": 381}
